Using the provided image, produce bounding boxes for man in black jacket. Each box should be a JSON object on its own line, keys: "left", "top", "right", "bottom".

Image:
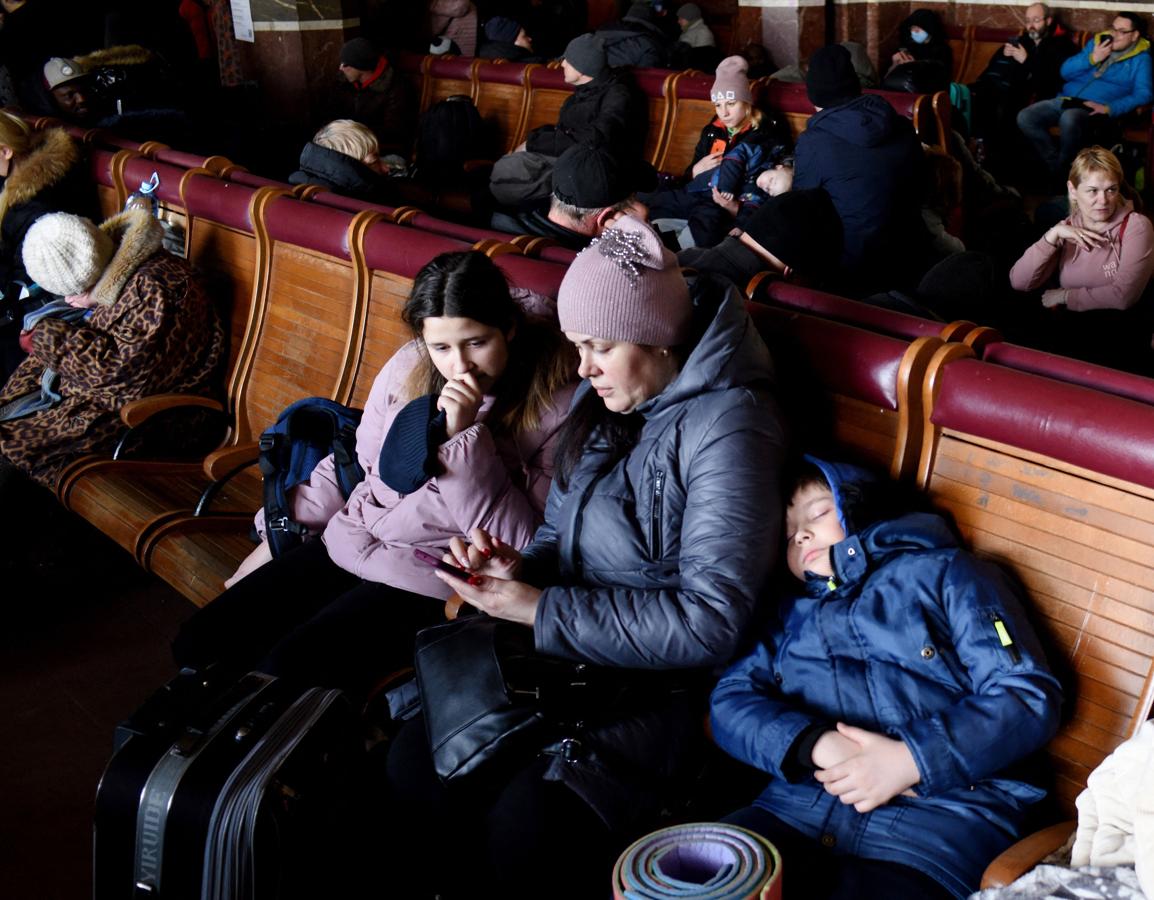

{"left": 795, "top": 44, "right": 932, "bottom": 295}
{"left": 491, "top": 143, "right": 649, "bottom": 249}
{"left": 525, "top": 33, "right": 646, "bottom": 158}
{"left": 595, "top": 2, "right": 669, "bottom": 68}
{"left": 970, "top": 3, "right": 1078, "bottom": 170}
{"left": 490, "top": 34, "right": 647, "bottom": 206}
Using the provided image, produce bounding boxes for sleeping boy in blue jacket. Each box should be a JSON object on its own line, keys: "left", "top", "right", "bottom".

{"left": 710, "top": 457, "right": 1063, "bottom": 899}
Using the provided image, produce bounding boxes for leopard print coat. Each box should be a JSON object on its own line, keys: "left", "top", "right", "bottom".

{"left": 0, "top": 210, "right": 225, "bottom": 487}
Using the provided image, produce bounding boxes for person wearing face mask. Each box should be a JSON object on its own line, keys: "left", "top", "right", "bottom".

{"left": 639, "top": 55, "right": 791, "bottom": 248}
{"left": 380, "top": 215, "right": 785, "bottom": 899}
{"left": 172, "top": 250, "right": 576, "bottom": 700}
{"left": 1009, "top": 145, "right": 1154, "bottom": 372}
{"left": 885, "top": 8, "right": 953, "bottom": 91}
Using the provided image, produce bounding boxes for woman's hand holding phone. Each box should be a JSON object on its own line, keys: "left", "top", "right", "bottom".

{"left": 448, "top": 527, "right": 523, "bottom": 581}
{"left": 438, "top": 372, "right": 483, "bottom": 437}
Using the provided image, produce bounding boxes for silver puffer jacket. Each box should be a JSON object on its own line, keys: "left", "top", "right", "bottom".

{"left": 522, "top": 275, "right": 785, "bottom": 830}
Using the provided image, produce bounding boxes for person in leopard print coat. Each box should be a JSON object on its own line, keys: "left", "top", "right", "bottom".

{"left": 0, "top": 207, "right": 225, "bottom": 488}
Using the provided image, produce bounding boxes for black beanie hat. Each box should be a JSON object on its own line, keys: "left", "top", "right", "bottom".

{"left": 484, "top": 16, "right": 522, "bottom": 44}
{"left": 743, "top": 188, "right": 843, "bottom": 276}
{"left": 552, "top": 143, "right": 631, "bottom": 208}
{"left": 563, "top": 33, "right": 608, "bottom": 79}
{"left": 340, "top": 37, "right": 380, "bottom": 72}
{"left": 806, "top": 43, "right": 861, "bottom": 108}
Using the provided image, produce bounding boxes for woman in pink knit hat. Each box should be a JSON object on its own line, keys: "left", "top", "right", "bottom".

{"left": 382, "top": 215, "right": 786, "bottom": 899}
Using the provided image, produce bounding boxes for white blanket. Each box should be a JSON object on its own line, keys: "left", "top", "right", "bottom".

{"left": 1072, "top": 720, "right": 1154, "bottom": 897}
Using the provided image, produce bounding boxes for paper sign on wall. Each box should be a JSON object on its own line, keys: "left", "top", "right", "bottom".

{"left": 231, "top": 0, "right": 255, "bottom": 42}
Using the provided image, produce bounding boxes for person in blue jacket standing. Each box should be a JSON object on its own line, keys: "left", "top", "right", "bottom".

{"left": 1018, "top": 11, "right": 1153, "bottom": 177}
{"left": 709, "top": 457, "right": 1063, "bottom": 899}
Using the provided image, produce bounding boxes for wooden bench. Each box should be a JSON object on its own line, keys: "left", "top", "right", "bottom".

{"left": 56, "top": 194, "right": 373, "bottom": 601}
{"left": 396, "top": 52, "right": 950, "bottom": 182}
{"left": 747, "top": 275, "right": 976, "bottom": 344}
{"left": 915, "top": 345, "right": 1154, "bottom": 885}
{"left": 748, "top": 304, "right": 940, "bottom": 482}
{"left": 657, "top": 70, "right": 947, "bottom": 178}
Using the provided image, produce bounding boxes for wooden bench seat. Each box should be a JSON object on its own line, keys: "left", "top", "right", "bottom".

{"left": 915, "top": 347, "right": 1154, "bottom": 888}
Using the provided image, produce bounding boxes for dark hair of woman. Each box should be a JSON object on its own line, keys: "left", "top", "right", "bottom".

{"left": 553, "top": 388, "right": 644, "bottom": 490}
{"left": 402, "top": 250, "right": 574, "bottom": 435}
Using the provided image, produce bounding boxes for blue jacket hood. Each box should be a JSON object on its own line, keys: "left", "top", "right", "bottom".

{"left": 804, "top": 455, "right": 878, "bottom": 535}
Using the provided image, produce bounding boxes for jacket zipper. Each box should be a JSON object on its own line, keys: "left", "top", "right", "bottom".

{"left": 569, "top": 470, "right": 609, "bottom": 579}
{"left": 650, "top": 469, "right": 665, "bottom": 559}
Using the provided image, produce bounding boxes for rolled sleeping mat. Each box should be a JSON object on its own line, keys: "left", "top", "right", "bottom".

{"left": 612, "top": 822, "right": 782, "bottom": 900}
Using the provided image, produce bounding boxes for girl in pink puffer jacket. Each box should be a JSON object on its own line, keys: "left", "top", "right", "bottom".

{"left": 171, "top": 250, "right": 575, "bottom": 698}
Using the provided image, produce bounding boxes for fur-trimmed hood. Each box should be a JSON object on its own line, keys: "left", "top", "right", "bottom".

{"left": 87, "top": 208, "right": 164, "bottom": 306}
{"left": 76, "top": 44, "right": 154, "bottom": 69}
{"left": 0, "top": 128, "right": 79, "bottom": 227}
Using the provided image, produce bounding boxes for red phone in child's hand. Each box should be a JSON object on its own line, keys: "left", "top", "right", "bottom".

{"left": 413, "top": 547, "right": 474, "bottom": 581}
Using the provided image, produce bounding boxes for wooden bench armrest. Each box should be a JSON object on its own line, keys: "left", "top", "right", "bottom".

{"left": 980, "top": 821, "right": 1074, "bottom": 888}
{"left": 202, "top": 441, "right": 260, "bottom": 481}
{"left": 119, "top": 393, "right": 224, "bottom": 427}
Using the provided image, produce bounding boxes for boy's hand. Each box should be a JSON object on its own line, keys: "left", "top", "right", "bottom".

{"left": 813, "top": 722, "right": 920, "bottom": 813}
{"left": 811, "top": 729, "right": 859, "bottom": 769}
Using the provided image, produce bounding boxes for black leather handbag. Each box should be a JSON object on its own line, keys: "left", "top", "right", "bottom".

{"left": 413, "top": 614, "right": 623, "bottom": 783}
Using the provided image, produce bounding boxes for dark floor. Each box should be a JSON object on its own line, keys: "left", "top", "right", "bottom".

{"left": 0, "top": 474, "right": 196, "bottom": 899}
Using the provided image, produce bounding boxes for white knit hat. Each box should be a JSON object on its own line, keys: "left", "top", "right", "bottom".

{"left": 22, "top": 213, "right": 113, "bottom": 297}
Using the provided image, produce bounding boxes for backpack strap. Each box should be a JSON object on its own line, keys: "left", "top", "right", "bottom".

{"left": 331, "top": 419, "right": 364, "bottom": 499}
{"left": 258, "top": 431, "right": 310, "bottom": 558}
{"left": 1118, "top": 210, "right": 1133, "bottom": 246}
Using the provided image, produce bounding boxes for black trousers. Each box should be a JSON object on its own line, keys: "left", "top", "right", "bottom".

{"left": 171, "top": 539, "right": 446, "bottom": 701}
{"left": 722, "top": 805, "right": 954, "bottom": 900}
{"left": 378, "top": 714, "right": 617, "bottom": 899}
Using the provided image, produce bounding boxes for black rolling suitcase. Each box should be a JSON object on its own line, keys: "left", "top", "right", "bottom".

{"left": 94, "top": 669, "right": 366, "bottom": 899}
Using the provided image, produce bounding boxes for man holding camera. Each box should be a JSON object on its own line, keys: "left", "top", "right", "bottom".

{"left": 1017, "top": 11, "right": 1152, "bottom": 177}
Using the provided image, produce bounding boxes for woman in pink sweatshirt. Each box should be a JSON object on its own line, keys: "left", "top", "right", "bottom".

{"left": 1009, "top": 146, "right": 1154, "bottom": 370}
{"left": 172, "top": 250, "right": 576, "bottom": 697}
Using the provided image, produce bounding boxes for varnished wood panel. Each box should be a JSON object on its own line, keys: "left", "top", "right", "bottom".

{"left": 659, "top": 95, "right": 716, "bottom": 176}
{"left": 235, "top": 246, "right": 358, "bottom": 442}
{"left": 145, "top": 516, "right": 258, "bottom": 607}
{"left": 188, "top": 223, "right": 258, "bottom": 384}
{"left": 516, "top": 90, "right": 569, "bottom": 146}
{"left": 924, "top": 435, "right": 1154, "bottom": 817}
{"left": 348, "top": 271, "right": 417, "bottom": 409}
{"left": 476, "top": 81, "right": 528, "bottom": 155}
